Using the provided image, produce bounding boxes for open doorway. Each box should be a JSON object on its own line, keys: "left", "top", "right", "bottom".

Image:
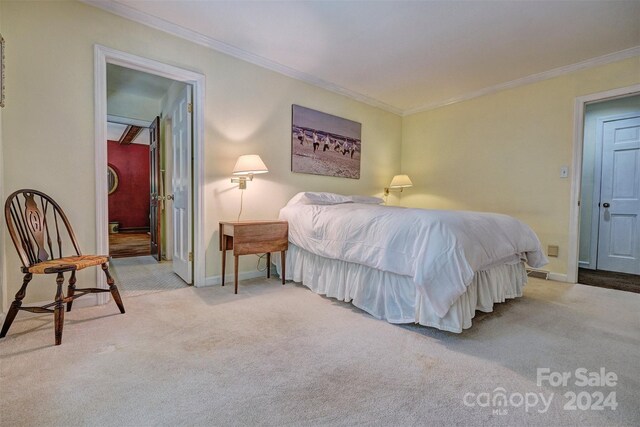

{"left": 577, "top": 94, "right": 640, "bottom": 293}
{"left": 105, "top": 63, "right": 193, "bottom": 296}
{"left": 95, "top": 46, "right": 206, "bottom": 302}
{"left": 107, "top": 115, "right": 154, "bottom": 259}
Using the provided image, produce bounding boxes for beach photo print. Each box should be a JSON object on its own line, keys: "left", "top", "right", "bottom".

{"left": 291, "top": 105, "right": 361, "bottom": 179}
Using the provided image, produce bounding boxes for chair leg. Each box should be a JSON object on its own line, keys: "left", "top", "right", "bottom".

{"left": 102, "top": 263, "right": 125, "bottom": 314}
{"left": 66, "top": 271, "right": 76, "bottom": 312}
{"left": 54, "top": 272, "right": 65, "bottom": 346}
{"left": 0, "top": 273, "right": 32, "bottom": 338}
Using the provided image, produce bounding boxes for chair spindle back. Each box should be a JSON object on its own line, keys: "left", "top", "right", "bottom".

{"left": 5, "top": 189, "right": 82, "bottom": 268}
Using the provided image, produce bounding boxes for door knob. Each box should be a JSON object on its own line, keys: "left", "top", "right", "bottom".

{"left": 602, "top": 203, "right": 610, "bottom": 208}
{"left": 166, "top": 194, "right": 174, "bottom": 201}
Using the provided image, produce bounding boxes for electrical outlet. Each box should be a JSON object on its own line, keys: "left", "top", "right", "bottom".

{"left": 560, "top": 166, "right": 569, "bottom": 178}
{"left": 548, "top": 245, "right": 559, "bottom": 257}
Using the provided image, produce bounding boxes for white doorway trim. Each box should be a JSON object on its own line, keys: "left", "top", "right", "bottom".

{"left": 94, "top": 45, "right": 206, "bottom": 303}
{"left": 568, "top": 83, "right": 640, "bottom": 283}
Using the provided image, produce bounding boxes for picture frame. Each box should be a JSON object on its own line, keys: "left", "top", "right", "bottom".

{"left": 291, "top": 104, "right": 361, "bottom": 179}
{"left": 107, "top": 164, "right": 119, "bottom": 195}
{"left": 0, "top": 34, "right": 4, "bottom": 108}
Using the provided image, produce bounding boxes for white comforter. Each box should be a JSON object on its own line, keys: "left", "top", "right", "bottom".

{"left": 279, "top": 200, "right": 547, "bottom": 317}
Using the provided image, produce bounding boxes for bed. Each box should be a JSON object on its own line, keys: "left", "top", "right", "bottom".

{"left": 276, "top": 192, "right": 548, "bottom": 332}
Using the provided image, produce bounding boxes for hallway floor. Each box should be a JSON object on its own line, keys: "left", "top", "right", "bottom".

{"left": 109, "top": 232, "right": 151, "bottom": 258}
{"left": 110, "top": 255, "right": 189, "bottom": 297}
{"left": 578, "top": 268, "right": 640, "bottom": 294}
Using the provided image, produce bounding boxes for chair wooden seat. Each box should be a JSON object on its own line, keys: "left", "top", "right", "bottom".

{"left": 2, "top": 189, "right": 125, "bottom": 345}
{"left": 26, "top": 255, "right": 109, "bottom": 274}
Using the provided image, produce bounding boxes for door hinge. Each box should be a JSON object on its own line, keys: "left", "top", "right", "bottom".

{"left": 188, "top": 252, "right": 193, "bottom": 262}
{"left": 187, "top": 103, "right": 193, "bottom": 113}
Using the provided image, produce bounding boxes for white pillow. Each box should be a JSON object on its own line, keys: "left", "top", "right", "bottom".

{"left": 285, "top": 192, "right": 307, "bottom": 206}
{"left": 286, "top": 192, "right": 383, "bottom": 206}
{"left": 300, "top": 192, "right": 353, "bottom": 205}
{"left": 350, "top": 195, "right": 383, "bottom": 205}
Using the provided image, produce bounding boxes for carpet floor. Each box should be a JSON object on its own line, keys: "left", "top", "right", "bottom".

{"left": 0, "top": 278, "right": 638, "bottom": 426}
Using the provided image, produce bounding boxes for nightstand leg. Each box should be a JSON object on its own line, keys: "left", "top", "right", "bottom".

{"left": 234, "top": 255, "right": 239, "bottom": 294}
{"left": 221, "top": 238, "right": 226, "bottom": 287}
{"left": 281, "top": 250, "right": 286, "bottom": 285}
{"left": 266, "top": 253, "right": 271, "bottom": 278}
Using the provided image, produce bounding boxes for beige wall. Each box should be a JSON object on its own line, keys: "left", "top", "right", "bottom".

{"left": 401, "top": 57, "right": 640, "bottom": 276}
{"left": 579, "top": 95, "right": 640, "bottom": 268}
{"left": 0, "top": 1, "right": 402, "bottom": 305}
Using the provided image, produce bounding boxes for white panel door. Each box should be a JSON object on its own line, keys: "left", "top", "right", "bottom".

{"left": 597, "top": 115, "right": 640, "bottom": 274}
{"left": 171, "top": 85, "right": 193, "bottom": 283}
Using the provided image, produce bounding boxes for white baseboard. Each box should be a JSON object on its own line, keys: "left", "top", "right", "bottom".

{"left": 204, "top": 270, "right": 274, "bottom": 287}
{"left": 548, "top": 272, "right": 569, "bottom": 282}
{"left": 526, "top": 268, "right": 570, "bottom": 283}
{"left": 578, "top": 261, "right": 592, "bottom": 269}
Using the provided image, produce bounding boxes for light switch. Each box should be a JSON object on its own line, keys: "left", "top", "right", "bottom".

{"left": 560, "top": 166, "right": 569, "bottom": 178}
{"left": 548, "top": 245, "right": 559, "bottom": 257}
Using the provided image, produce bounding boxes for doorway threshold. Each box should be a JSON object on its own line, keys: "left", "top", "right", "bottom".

{"left": 578, "top": 268, "right": 640, "bottom": 294}
{"left": 110, "top": 256, "right": 189, "bottom": 298}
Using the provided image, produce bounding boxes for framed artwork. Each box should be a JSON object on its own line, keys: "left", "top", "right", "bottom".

{"left": 107, "top": 164, "right": 119, "bottom": 195}
{"left": 0, "top": 34, "right": 4, "bottom": 108}
{"left": 291, "top": 104, "right": 361, "bottom": 179}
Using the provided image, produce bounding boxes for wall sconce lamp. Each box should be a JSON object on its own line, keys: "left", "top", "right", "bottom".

{"left": 231, "top": 154, "right": 269, "bottom": 189}
{"left": 384, "top": 174, "right": 413, "bottom": 196}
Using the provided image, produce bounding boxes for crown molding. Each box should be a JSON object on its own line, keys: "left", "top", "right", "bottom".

{"left": 82, "top": 0, "right": 404, "bottom": 116}
{"left": 84, "top": 1, "right": 639, "bottom": 118}
{"left": 403, "top": 46, "right": 640, "bottom": 116}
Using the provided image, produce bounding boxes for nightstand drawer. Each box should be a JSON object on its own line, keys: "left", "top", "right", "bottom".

{"left": 219, "top": 220, "right": 289, "bottom": 293}
{"left": 233, "top": 240, "right": 287, "bottom": 256}
{"left": 220, "top": 222, "right": 288, "bottom": 255}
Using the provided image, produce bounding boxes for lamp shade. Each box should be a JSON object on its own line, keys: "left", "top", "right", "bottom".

{"left": 232, "top": 154, "right": 269, "bottom": 175}
{"left": 389, "top": 174, "right": 413, "bottom": 188}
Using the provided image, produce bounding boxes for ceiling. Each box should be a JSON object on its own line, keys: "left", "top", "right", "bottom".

{"left": 107, "top": 63, "right": 174, "bottom": 100}
{"left": 96, "top": 0, "right": 640, "bottom": 115}
{"left": 106, "top": 64, "right": 169, "bottom": 143}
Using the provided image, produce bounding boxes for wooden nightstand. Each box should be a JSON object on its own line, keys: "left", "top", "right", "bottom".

{"left": 219, "top": 220, "right": 288, "bottom": 294}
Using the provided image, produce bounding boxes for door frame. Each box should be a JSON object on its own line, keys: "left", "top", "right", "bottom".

{"left": 149, "top": 115, "right": 161, "bottom": 262}
{"left": 94, "top": 45, "right": 206, "bottom": 303}
{"left": 568, "top": 83, "right": 640, "bottom": 283}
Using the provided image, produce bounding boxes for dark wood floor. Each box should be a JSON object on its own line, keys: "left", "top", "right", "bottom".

{"left": 109, "top": 232, "right": 151, "bottom": 258}
{"left": 578, "top": 268, "right": 640, "bottom": 294}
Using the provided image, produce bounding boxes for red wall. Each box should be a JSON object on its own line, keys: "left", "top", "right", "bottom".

{"left": 108, "top": 141, "right": 150, "bottom": 229}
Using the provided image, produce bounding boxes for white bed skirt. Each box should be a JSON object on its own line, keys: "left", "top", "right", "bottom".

{"left": 276, "top": 244, "right": 527, "bottom": 333}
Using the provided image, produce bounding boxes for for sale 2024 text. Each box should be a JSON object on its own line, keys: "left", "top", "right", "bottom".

{"left": 537, "top": 367, "right": 618, "bottom": 411}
